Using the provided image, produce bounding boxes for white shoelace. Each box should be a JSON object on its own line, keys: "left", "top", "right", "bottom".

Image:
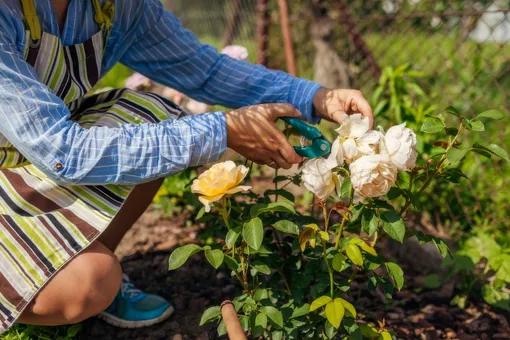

{"left": 121, "top": 274, "right": 143, "bottom": 299}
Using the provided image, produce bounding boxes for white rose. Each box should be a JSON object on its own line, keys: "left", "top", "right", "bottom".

{"left": 379, "top": 123, "right": 418, "bottom": 171}
{"left": 350, "top": 155, "right": 397, "bottom": 198}
{"left": 335, "top": 114, "right": 381, "bottom": 164}
{"left": 302, "top": 158, "right": 343, "bottom": 200}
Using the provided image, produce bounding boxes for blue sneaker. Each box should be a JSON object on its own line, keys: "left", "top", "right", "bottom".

{"left": 98, "top": 274, "right": 174, "bottom": 328}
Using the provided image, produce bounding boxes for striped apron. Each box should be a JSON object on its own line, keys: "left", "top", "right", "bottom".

{"left": 0, "top": 0, "right": 185, "bottom": 333}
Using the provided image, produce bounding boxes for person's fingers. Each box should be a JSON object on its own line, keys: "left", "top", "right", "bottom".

{"left": 270, "top": 153, "right": 292, "bottom": 169}
{"left": 264, "top": 104, "right": 302, "bottom": 119}
{"left": 351, "top": 93, "right": 374, "bottom": 129}
{"left": 329, "top": 111, "right": 349, "bottom": 125}
{"left": 278, "top": 136, "right": 303, "bottom": 164}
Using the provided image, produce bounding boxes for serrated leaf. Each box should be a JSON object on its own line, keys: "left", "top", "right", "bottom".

{"left": 346, "top": 244, "right": 364, "bottom": 267}
{"left": 338, "top": 298, "right": 356, "bottom": 318}
{"left": 272, "top": 220, "right": 299, "bottom": 235}
{"left": 385, "top": 262, "right": 404, "bottom": 290}
{"left": 473, "top": 143, "right": 509, "bottom": 162}
{"left": 260, "top": 306, "right": 283, "bottom": 327}
{"left": 476, "top": 109, "right": 505, "bottom": 121}
{"left": 310, "top": 295, "right": 332, "bottom": 311}
{"left": 199, "top": 306, "right": 221, "bottom": 326}
{"left": 325, "top": 299, "right": 345, "bottom": 329}
{"left": 421, "top": 117, "right": 445, "bottom": 134}
{"left": 204, "top": 249, "right": 224, "bottom": 269}
{"left": 446, "top": 148, "right": 468, "bottom": 163}
{"left": 381, "top": 211, "right": 405, "bottom": 243}
{"left": 168, "top": 244, "right": 202, "bottom": 270}
{"left": 362, "top": 209, "right": 379, "bottom": 236}
{"left": 332, "top": 253, "right": 347, "bottom": 272}
{"left": 243, "top": 217, "right": 263, "bottom": 250}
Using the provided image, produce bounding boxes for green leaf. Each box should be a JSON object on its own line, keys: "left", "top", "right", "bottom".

{"left": 446, "top": 127, "right": 459, "bottom": 136}
{"left": 350, "top": 204, "right": 364, "bottom": 222}
{"left": 385, "top": 262, "right": 404, "bottom": 290}
{"left": 482, "top": 284, "right": 510, "bottom": 311}
{"left": 421, "top": 117, "right": 445, "bottom": 134}
{"left": 325, "top": 299, "right": 345, "bottom": 329}
{"left": 224, "top": 255, "right": 239, "bottom": 271}
{"left": 217, "top": 320, "right": 227, "bottom": 337}
{"left": 272, "top": 220, "right": 300, "bottom": 235}
{"left": 496, "top": 262, "right": 510, "bottom": 282}
{"left": 338, "top": 298, "right": 356, "bottom": 318}
{"left": 345, "top": 244, "right": 364, "bottom": 267}
{"left": 168, "top": 244, "right": 202, "bottom": 270}
{"left": 204, "top": 249, "right": 224, "bottom": 269}
{"left": 251, "top": 261, "right": 271, "bottom": 275}
{"left": 252, "top": 201, "right": 296, "bottom": 216}
{"left": 273, "top": 175, "right": 289, "bottom": 183}
{"left": 260, "top": 306, "right": 283, "bottom": 328}
{"left": 291, "top": 304, "right": 310, "bottom": 318}
{"left": 362, "top": 209, "right": 379, "bottom": 236}
{"left": 423, "top": 274, "right": 442, "bottom": 289}
{"left": 381, "top": 211, "right": 406, "bottom": 243}
{"left": 387, "top": 187, "right": 402, "bottom": 200}
{"left": 253, "top": 288, "right": 269, "bottom": 301}
{"left": 255, "top": 312, "right": 268, "bottom": 329}
{"left": 444, "top": 106, "right": 461, "bottom": 118}
{"left": 310, "top": 295, "right": 332, "bottom": 312}
{"left": 476, "top": 109, "right": 505, "bottom": 121}
{"left": 199, "top": 306, "right": 221, "bottom": 326}
{"left": 446, "top": 148, "right": 468, "bottom": 163}
{"left": 466, "top": 119, "right": 485, "bottom": 131}
{"left": 379, "top": 331, "right": 393, "bottom": 340}
{"left": 473, "top": 143, "right": 509, "bottom": 162}
{"left": 225, "top": 229, "right": 240, "bottom": 249}
{"left": 341, "top": 178, "right": 353, "bottom": 198}
{"left": 243, "top": 217, "right": 263, "bottom": 250}
{"left": 67, "top": 324, "right": 82, "bottom": 337}
{"left": 360, "top": 324, "right": 379, "bottom": 338}
{"left": 196, "top": 207, "right": 206, "bottom": 220}
{"left": 332, "top": 253, "right": 347, "bottom": 272}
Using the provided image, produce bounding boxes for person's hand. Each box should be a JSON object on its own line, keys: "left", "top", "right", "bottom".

{"left": 313, "top": 88, "right": 374, "bottom": 129}
{"left": 225, "top": 104, "right": 304, "bottom": 169}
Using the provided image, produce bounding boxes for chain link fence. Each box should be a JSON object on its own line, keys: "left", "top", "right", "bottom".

{"left": 169, "top": 0, "right": 509, "bottom": 114}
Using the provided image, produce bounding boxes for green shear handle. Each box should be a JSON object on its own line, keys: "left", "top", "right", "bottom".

{"left": 280, "top": 117, "right": 331, "bottom": 159}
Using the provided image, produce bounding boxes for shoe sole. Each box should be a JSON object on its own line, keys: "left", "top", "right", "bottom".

{"left": 97, "top": 305, "right": 174, "bottom": 328}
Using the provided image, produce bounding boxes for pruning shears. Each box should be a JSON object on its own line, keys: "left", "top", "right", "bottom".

{"left": 280, "top": 117, "right": 331, "bottom": 159}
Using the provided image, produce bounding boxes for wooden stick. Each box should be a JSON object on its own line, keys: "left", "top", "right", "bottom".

{"left": 223, "top": 0, "right": 242, "bottom": 47}
{"left": 221, "top": 301, "right": 247, "bottom": 340}
{"left": 256, "top": 0, "right": 270, "bottom": 66}
{"left": 277, "top": 0, "right": 298, "bottom": 76}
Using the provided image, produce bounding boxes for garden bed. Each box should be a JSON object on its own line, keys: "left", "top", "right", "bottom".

{"left": 77, "top": 207, "right": 510, "bottom": 340}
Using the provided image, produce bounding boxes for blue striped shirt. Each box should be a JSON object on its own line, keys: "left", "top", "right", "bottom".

{"left": 0, "top": 0, "right": 322, "bottom": 185}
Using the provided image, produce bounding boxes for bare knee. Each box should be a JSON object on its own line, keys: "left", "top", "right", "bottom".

{"left": 25, "top": 242, "right": 122, "bottom": 325}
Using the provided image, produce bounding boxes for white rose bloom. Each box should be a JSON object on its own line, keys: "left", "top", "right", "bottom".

{"left": 380, "top": 123, "right": 418, "bottom": 171}
{"left": 350, "top": 155, "right": 397, "bottom": 198}
{"left": 302, "top": 158, "right": 343, "bottom": 200}
{"left": 336, "top": 114, "right": 381, "bottom": 164}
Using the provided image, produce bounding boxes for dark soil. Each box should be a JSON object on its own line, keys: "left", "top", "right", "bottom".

{"left": 78, "top": 208, "right": 510, "bottom": 340}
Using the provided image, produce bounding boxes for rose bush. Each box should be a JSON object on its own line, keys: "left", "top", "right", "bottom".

{"left": 168, "top": 105, "right": 507, "bottom": 339}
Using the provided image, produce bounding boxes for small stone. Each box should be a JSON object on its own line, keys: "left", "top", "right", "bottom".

{"left": 172, "top": 335, "right": 183, "bottom": 340}
{"left": 216, "top": 272, "right": 227, "bottom": 280}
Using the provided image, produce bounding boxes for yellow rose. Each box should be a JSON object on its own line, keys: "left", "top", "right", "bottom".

{"left": 191, "top": 161, "right": 251, "bottom": 212}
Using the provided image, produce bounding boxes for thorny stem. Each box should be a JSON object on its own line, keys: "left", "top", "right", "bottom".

{"left": 322, "top": 204, "right": 330, "bottom": 232}
{"left": 335, "top": 216, "right": 348, "bottom": 249}
{"left": 400, "top": 123, "right": 464, "bottom": 215}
